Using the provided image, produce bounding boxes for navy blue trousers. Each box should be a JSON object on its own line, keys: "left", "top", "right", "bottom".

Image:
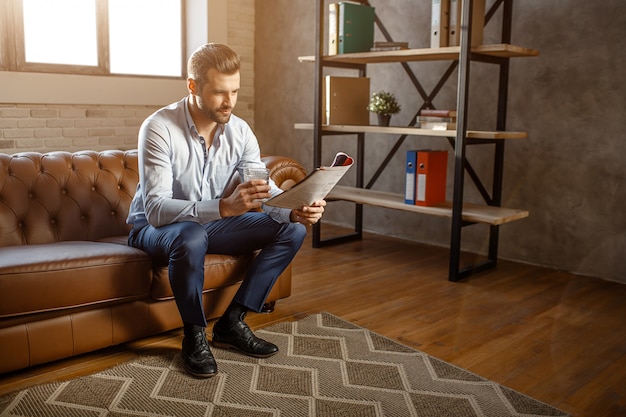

{"left": 128, "top": 212, "right": 307, "bottom": 327}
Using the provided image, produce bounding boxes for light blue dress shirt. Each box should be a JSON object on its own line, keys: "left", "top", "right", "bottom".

{"left": 127, "top": 97, "right": 291, "bottom": 229}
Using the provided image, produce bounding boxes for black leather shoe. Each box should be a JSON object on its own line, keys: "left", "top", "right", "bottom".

{"left": 181, "top": 328, "right": 218, "bottom": 378}
{"left": 212, "top": 316, "right": 279, "bottom": 358}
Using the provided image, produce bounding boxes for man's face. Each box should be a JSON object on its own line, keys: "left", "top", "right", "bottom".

{"left": 195, "top": 68, "right": 240, "bottom": 124}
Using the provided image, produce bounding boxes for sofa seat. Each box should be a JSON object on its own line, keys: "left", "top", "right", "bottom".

{"left": 150, "top": 253, "right": 254, "bottom": 300}
{"left": 0, "top": 241, "right": 152, "bottom": 318}
{"left": 96, "top": 235, "right": 257, "bottom": 302}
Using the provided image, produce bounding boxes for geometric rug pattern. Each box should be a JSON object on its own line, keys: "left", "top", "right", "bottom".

{"left": 0, "top": 312, "right": 569, "bottom": 416}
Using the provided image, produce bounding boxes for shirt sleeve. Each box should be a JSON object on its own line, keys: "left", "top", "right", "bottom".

{"left": 263, "top": 192, "right": 292, "bottom": 224}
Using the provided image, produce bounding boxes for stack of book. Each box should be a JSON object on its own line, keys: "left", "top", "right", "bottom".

{"left": 417, "top": 109, "right": 457, "bottom": 130}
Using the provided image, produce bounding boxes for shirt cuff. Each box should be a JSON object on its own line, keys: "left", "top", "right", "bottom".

{"left": 264, "top": 205, "right": 292, "bottom": 224}
{"left": 198, "top": 199, "right": 223, "bottom": 223}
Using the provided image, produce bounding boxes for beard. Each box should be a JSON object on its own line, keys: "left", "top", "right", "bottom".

{"left": 196, "top": 96, "right": 232, "bottom": 124}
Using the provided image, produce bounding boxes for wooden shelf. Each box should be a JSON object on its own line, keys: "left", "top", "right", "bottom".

{"left": 298, "top": 43, "right": 539, "bottom": 64}
{"left": 327, "top": 186, "right": 529, "bottom": 226}
{"left": 294, "top": 123, "right": 527, "bottom": 140}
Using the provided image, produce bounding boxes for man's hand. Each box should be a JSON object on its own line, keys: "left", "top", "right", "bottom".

{"left": 219, "top": 180, "right": 271, "bottom": 217}
{"left": 290, "top": 200, "right": 326, "bottom": 226}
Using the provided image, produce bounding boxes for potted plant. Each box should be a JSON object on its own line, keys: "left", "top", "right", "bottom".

{"left": 367, "top": 90, "right": 401, "bottom": 126}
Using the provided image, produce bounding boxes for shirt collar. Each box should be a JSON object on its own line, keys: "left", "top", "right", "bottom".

{"left": 183, "top": 96, "right": 198, "bottom": 136}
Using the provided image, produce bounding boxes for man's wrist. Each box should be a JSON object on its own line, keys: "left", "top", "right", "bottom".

{"left": 218, "top": 199, "right": 227, "bottom": 218}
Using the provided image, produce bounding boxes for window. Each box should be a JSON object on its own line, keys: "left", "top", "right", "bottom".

{"left": 22, "top": 0, "right": 98, "bottom": 66}
{"left": 0, "top": 0, "right": 184, "bottom": 78}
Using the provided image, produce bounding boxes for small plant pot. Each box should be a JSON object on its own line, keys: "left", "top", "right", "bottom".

{"left": 377, "top": 114, "right": 391, "bottom": 126}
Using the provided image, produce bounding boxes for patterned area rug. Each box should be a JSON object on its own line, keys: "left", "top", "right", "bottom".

{"left": 0, "top": 312, "right": 568, "bottom": 417}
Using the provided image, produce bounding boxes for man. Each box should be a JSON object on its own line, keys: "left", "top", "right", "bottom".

{"left": 126, "top": 43, "right": 325, "bottom": 378}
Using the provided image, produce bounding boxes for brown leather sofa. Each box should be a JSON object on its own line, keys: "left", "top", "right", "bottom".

{"left": 0, "top": 149, "right": 307, "bottom": 374}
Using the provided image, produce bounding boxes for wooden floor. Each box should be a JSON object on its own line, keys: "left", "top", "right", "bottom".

{"left": 1, "top": 226, "right": 625, "bottom": 416}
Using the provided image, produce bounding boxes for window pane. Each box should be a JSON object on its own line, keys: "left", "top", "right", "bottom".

{"left": 22, "top": 0, "right": 98, "bottom": 66}
{"left": 108, "top": 0, "right": 182, "bottom": 77}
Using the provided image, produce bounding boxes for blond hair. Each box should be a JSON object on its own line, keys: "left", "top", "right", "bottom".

{"left": 187, "top": 43, "right": 240, "bottom": 85}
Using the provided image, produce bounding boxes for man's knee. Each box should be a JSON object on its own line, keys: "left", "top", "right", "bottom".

{"left": 283, "top": 222, "right": 307, "bottom": 248}
{"left": 170, "top": 222, "right": 208, "bottom": 259}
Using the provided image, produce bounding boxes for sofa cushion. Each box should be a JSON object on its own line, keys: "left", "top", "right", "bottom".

{"left": 101, "top": 236, "right": 257, "bottom": 301}
{"left": 0, "top": 241, "right": 152, "bottom": 319}
{"left": 150, "top": 253, "right": 255, "bottom": 300}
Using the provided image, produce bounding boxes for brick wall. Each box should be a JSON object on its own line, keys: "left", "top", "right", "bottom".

{"left": 0, "top": 104, "right": 159, "bottom": 154}
{"left": 0, "top": 1, "right": 256, "bottom": 155}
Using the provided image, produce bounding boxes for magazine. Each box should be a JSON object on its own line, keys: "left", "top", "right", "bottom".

{"left": 264, "top": 152, "right": 354, "bottom": 209}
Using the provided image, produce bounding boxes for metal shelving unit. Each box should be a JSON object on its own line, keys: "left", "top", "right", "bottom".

{"left": 296, "top": 0, "right": 538, "bottom": 281}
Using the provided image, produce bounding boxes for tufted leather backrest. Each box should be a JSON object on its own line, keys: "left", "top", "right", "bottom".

{"left": 262, "top": 155, "right": 307, "bottom": 191}
{"left": 0, "top": 150, "right": 138, "bottom": 247}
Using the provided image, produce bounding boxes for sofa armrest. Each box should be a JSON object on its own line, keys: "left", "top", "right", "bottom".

{"left": 262, "top": 155, "right": 307, "bottom": 191}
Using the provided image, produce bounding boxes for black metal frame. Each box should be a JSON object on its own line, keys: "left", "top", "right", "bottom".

{"left": 311, "top": 0, "right": 515, "bottom": 282}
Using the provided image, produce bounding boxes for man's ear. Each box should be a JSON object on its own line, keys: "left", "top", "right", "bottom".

{"left": 187, "top": 78, "right": 196, "bottom": 95}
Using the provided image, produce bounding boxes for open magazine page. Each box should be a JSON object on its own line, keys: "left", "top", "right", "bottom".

{"left": 264, "top": 152, "right": 353, "bottom": 210}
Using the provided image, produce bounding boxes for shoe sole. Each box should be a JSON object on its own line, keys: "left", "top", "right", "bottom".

{"left": 182, "top": 363, "right": 218, "bottom": 378}
{"left": 211, "top": 340, "right": 279, "bottom": 358}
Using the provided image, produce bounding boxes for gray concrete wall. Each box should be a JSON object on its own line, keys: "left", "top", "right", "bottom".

{"left": 254, "top": 0, "right": 626, "bottom": 283}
